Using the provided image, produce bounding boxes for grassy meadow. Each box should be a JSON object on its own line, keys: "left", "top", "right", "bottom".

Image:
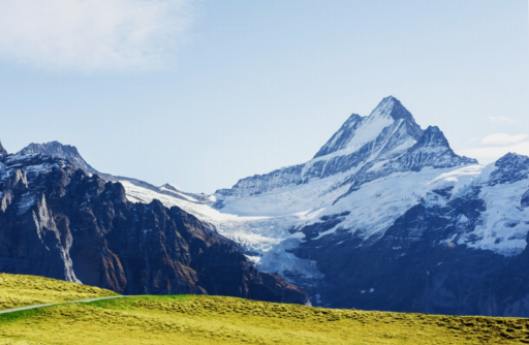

{"left": 0, "top": 273, "right": 115, "bottom": 310}
{"left": 0, "top": 274, "right": 528, "bottom": 344}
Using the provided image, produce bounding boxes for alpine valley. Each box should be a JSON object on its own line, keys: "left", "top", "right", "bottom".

{"left": 2, "top": 96, "right": 529, "bottom": 317}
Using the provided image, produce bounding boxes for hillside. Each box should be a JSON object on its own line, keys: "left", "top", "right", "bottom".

{"left": 1, "top": 274, "right": 528, "bottom": 345}
{"left": 0, "top": 273, "right": 115, "bottom": 310}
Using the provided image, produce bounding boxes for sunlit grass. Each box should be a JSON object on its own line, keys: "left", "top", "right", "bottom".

{"left": 0, "top": 273, "right": 116, "bottom": 310}
{"left": 1, "top": 274, "right": 528, "bottom": 344}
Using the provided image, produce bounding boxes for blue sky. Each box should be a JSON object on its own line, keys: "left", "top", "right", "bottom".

{"left": 0, "top": 0, "right": 528, "bottom": 192}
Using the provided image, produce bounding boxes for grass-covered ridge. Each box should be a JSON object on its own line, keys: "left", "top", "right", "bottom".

{"left": 0, "top": 273, "right": 116, "bottom": 310}
{"left": 1, "top": 274, "right": 528, "bottom": 344}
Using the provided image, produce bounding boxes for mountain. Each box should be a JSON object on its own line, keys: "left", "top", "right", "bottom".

{"left": 4, "top": 96, "right": 529, "bottom": 316}
{"left": 18, "top": 141, "right": 98, "bottom": 175}
{"left": 209, "top": 97, "right": 529, "bottom": 316}
{"left": 216, "top": 97, "right": 475, "bottom": 202}
{"left": 0, "top": 150, "right": 306, "bottom": 303}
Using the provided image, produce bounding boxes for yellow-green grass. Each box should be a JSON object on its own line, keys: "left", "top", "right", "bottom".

{"left": 1, "top": 292, "right": 529, "bottom": 345}
{"left": 0, "top": 273, "right": 116, "bottom": 310}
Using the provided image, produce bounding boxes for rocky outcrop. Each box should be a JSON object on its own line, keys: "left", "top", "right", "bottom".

{"left": 0, "top": 153, "right": 306, "bottom": 304}
{"left": 489, "top": 153, "right": 529, "bottom": 186}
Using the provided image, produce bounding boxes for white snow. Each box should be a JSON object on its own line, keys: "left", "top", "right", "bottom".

{"left": 429, "top": 164, "right": 485, "bottom": 195}
{"left": 313, "top": 112, "right": 394, "bottom": 162}
{"left": 457, "top": 177, "right": 529, "bottom": 255}
{"left": 218, "top": 171, "right": 351, "bottom": 217}
{"left": 315, "top": 167, "right": 457, "bottom": 240}
{"left": 427, "top": 162, "right": 529, "bottom": 256}
{"left": 121, "top": 179, "right": 298, "bottom": 254}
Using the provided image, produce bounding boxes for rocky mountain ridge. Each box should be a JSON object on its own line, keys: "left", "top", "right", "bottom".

{"left": 0, "top": 151, "right": 306, "bottom": 303}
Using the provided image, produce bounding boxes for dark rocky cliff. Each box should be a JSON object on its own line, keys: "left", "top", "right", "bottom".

{"left": 0, "top": 153, "right": 306, "bottom": 303}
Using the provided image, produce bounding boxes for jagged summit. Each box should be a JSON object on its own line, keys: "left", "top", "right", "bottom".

{"left": 396, "top": 125, "right": 477, "bottom": 172}
{"left": 369, "top": 96, "right": 415, "bottom": 122}
{"left": 19, "top": 141, "right": 78, "bottom": 156}
{"left": 314, "top": 96, "right": 421, "bottom": 159}
{"left": 416, "top": 126, "right": 450, "bottom": 148}
{"left": 18, "top": 141, "right": 97, "bottom": 174}
{"left": 220, "top": 96, "right": 477, "bottom": 202}
{"left": 314, "top": 113, "right": 363, "bottom": 158}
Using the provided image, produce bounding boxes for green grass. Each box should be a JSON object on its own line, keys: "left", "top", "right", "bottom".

{"left": 1, "top": 274, "right": 529, "bottom": 344}
{"left": 0, "top": 273, "right": 116, "bottom": 310}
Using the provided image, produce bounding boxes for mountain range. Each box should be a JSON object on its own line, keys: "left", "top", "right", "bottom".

{"left": 2, "top": 96, "right": 529, "bottom": 316}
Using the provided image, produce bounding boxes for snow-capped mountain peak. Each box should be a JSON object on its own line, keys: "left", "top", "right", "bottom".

{"left": 416, "top": 126, "right": 450, "bottom": 148}
{"left": 368, "top": 95, "right": 415, "bottom": 122}
{"left": 217, "top": 97, "right": 476, "bottom": 202}
{"left": 17, "top": 141, "right": 97, "bottom": 174}
{"left": 314, "top": 96, "right": 421, "bottom": 159}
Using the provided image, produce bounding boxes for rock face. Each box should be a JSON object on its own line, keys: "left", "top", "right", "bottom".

{"left": 0, "top": 141, "right": 7, "bottom": 156}
{"left": 18, "top": 141, "right": 98, "bottom": 175}
{"left": 0, "top": 153, "right": 306, "bottom": 303}
{"left": 489, "top": 153, "right": 529, "bottom": 186}
{"left": 522, "top": 190, "right": 529, "bottom": 208}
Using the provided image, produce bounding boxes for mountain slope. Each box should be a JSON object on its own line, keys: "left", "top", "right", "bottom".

{"left": 209, "top": 97, "right": 529, "bottom": 316}
{"left": 211, "top": 97, "right": 478, "bottom": 259}
{"left": 0, "top": 152, "right": 305, "bottom": 303}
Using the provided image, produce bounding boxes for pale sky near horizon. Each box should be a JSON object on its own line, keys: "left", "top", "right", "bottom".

{"left": 1, "top": 0, "right": 528, "bottom": 192}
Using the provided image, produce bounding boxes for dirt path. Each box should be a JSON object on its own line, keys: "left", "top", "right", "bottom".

{"left": 0, "top": 295, "right": 123, "bottom": 315}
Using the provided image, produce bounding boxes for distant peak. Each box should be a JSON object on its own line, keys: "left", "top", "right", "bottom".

{"left": 17, "top": 141, "right": 96, "bottom": 174}
{"left": 489, "top": 152, "right": 529, "bottom": 186}
{"left": 19, "top": 141, "right": 80, "bottom": 156}
{"left": 495, "top": 153, "right": 529, "bottom": 168}
{"left": 369, "top": 96, "right": 415, "bottom": 123}
{"left": 417, "top": 126, "right": 450, "bottom": 148}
